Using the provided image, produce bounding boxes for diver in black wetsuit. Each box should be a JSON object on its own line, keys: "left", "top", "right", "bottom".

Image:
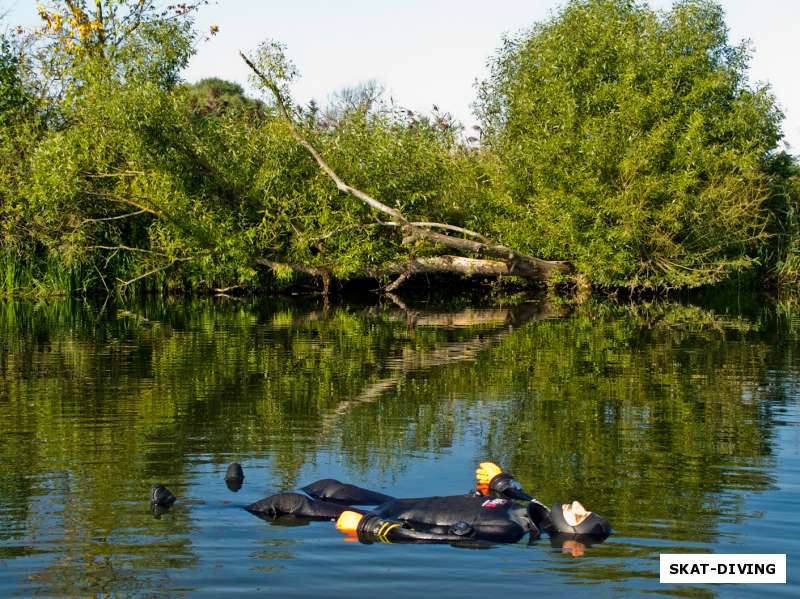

{"left": 244, "top": 462, "right": 611, "bottom": 546}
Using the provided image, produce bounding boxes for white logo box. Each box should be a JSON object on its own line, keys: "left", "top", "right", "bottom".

{"left": 660, "top": 554, "right": 786, "bottom": 584}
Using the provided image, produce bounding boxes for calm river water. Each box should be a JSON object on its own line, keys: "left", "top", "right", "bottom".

{"left": 0, "top": 295, "right": 798, "bottom": 597}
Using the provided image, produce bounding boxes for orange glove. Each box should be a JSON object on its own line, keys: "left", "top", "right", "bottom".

{"left": 475, "top": 462, "right": 503, "bottom": 486}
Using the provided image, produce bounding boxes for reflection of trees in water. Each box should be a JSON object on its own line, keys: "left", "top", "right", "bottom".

{"left": 0, "top": 297, "right": 797, "bottom": 594}
{"left": 22, "top": 470, "right": 197, "bottom": 597}
{"left": 317, "top": 303, "right": 562, "bottom": 449}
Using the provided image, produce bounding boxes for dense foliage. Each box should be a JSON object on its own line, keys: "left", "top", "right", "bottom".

{"left": 478, "top": 0, "right": 795, "bottom": 288}
{"left": 0, "top": 39, "right": 29, "bottom": 125}
{"left": 0, "top": 0, "right": 798, "bottom": 297}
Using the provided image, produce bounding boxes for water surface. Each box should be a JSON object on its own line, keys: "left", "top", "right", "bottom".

{"left": 0, "top": 296, "right": 798, "bottom": 596}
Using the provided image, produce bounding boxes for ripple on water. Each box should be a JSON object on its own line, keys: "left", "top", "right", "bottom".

{"left": 0, "top": 298, "right": 799, "bottom": 596}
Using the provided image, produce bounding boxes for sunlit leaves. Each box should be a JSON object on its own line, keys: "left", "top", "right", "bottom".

{"left": 479, "top": 0, "right": 787, "bottom": 288}
{"left": 247, "top": 39, "right": 298, "bottom": 110}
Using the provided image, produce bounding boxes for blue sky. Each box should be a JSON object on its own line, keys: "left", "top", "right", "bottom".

{"left": 4, "top": 1, "right": 799, "bottom": 151}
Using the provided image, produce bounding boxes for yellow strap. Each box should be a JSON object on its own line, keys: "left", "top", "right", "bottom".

{"left": 376, "top": 522, "right": 389, "bottom": 542}
{"left": 377, "top": 522, "right": 400, "bottom": 543}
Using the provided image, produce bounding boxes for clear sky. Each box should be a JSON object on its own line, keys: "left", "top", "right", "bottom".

{"left": 4, "top": 0, "right": 799, "bottom": 152}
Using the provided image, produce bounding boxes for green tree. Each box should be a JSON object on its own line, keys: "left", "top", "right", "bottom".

{"left": 1, "top": 34, "right": 43, "bottom": 295}
{"left": 0, "top": 37, "right": 29, "bottom": 125}
{"left": 1, "top": 2, "right": 209, "bottom": 296}
{"left": 8, "top": 29, "right": 503, "bottom": 296}
{"left": 478, "top": 0, "right": 786, "bottom": 288}
{"left": 183, "top": 78, "right": 264, "bottom": 118}
{"left": 32, "top": 1, "right": 201, "bottom": 91}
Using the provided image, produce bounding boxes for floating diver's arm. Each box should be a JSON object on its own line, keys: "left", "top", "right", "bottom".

{"left": 526, "top": 497, "right": 552, "bottom": 528}
{"left": 336, "top": 511, "right": 477, "bottom": 544}
{"left": 245, "top": 492, "right": 360, "bottom": 520}
{"left": 475, "top": 462, "right": 533, "bottom": 502}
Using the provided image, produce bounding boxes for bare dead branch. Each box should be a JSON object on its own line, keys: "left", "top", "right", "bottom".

{"left": 78, "top": 209, "right": 148, "bottom": 227}
{"left": 380, "top": 221, "right": 491, "bottom": 243}
{"left": 410, "top": 221, "right": 491, "bottom": 243}
{"left": 240, "top": 51, "right": 407, "bottom": 224}
{"left": 116, "top": 257, "right": 195, "bottom": 288}
{"left": 87, "top": 244, "right": 168, "bottom": 255}
{"left": 83, "top": 170, "right": 144, "bottom": 178}
{"left": 384, "top": 270, "right": 413, "bottom": 293}
{"left": 92, "top": 261, "right": 109, "bottom": 293}
{"left": 84, "top": 190, "right": 166, "bottom": 219}
{"left": 256, "top": 255, "right": 518, "bottom": 293}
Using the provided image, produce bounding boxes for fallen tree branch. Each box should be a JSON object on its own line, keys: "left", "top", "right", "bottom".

{"left": 308, "top": 221, "right": 490, "bottom": 244}
{"left": 379, "top": 221, "right": 491, "bottom": 243}
{"left": 401, "top": 228, "right": 569, "bottom": 280}
{"left": 384, "top": 270, "right": 413, "bottom": 293}
{"left": 241, "top": 51, "right": 406, "bottom": 224}
{"left": 240, "top": 51, "right": 572, "bottom": 284}
{"left": 78, "top": 209, "right": 148, "bottom": 226}
{"left": 85, "top": 190, "right": 166, "bottom": 220}
{"left": 255, "top": 254, "right": 522, "bottom": 292}
{"left": 116, "top": 256, "right": 195, "bottom": 288}
{"left": 83, "top": 170, "right": 144, "bottom": 178}
{"left": 87, "top": 244, "right": 169, "bottom": 255}
{"left": 373, "top": 255, "right": 512, "bottom": 279}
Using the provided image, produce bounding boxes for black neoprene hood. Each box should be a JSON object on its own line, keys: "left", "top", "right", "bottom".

{"left": 547, "top": 501, "right": 611, "bottom": 537}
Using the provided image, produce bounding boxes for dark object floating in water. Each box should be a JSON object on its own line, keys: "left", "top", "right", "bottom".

{"left": 225, "top": 462, "right": 245, "bottom": 492}
{"left": 150, "top": 483, "right": 176, "bottom": 507}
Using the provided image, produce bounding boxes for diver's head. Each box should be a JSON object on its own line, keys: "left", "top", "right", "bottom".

{"left": 562, "top": 501, "right": 589, "bottom": 526}
{"left": 546, "top": 501, "right": 610, "bottom": 537}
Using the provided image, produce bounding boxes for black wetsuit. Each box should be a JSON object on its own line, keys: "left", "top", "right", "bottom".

{"left": 153, "top": 463, "right": 607, "bottom": 544}
{"left": 246, "top": 478, "right": 540, "bottom": 544}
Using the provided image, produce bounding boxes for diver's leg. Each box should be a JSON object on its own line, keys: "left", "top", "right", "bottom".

{"left": 301, "top": 479, "right": 394, "bottom": 505}
{"left": 245, "top": 492, "right": 360, "bottom": 519}
{"left": 337, "top": 511, "right": 470, "bottom": 544}
{"left": 338, "top": 512, "right": 528, "bottom": 544}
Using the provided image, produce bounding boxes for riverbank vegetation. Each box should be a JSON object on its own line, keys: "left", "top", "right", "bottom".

{"left": 1, "top": 0, "right": 798, "bottom": 298}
